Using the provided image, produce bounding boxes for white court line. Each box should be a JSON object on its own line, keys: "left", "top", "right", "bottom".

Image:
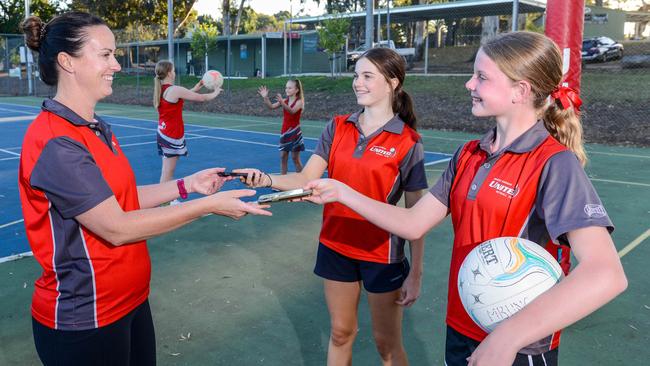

{"left": 0, "top": 106, "right": 35, "bottom": 115}
{"left": 0, "top": 219, "right": 24, "bottom": 229}
{"left": 116, "top": 133, "right": 155, "bottom": 140}
{"left": 0, "top": 148, "right": 21, "bottom": 156}
{"left": 587, "top": 150, "right": 650, "bottom": 159}
{"left": 0, "top": 156, "right": 19, "bottom": 161}
{"left": 618, "top": 228, "right": 650, "bottom": 258}
{"left": 0, "top": 115, "right": 35, "bottom": 123}
{"left": 590, "top": 178, "right": 650, "bottom": 188}
{"left": 0, "top": 251, "right": 33, "bottom": 264}
{"left": 425, "top": 158, "right": 451, "bottom": 166}
{"left": 119, "top": 135, "right": 208, "bottom": 148}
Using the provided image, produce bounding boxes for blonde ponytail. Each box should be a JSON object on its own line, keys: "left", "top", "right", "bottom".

{"left": 153, "top": 77, "right": 162, "bottom": 109}
{"left": 543, "top": 103, "right": 587, "bottom": 166}
{"left": 153, "top": 60, "right": 174, "bottom": 109}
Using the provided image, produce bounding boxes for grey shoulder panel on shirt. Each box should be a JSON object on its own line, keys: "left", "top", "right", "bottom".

{"left": 536, "top": 150, "right": 614, "bottom": 242}
{"left": 399, "top": 139, "right": 428, "bottom": 191}
{"left": 313, "top": 118, "right": 337, "bottom": 163}
{"left": 429, "top": 142, "right": 467, "bottom": 208}
{"left": 30, "top": 136, "right": 115, "bottom": 219}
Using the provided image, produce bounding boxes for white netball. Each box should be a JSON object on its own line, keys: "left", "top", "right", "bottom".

{"left": 201, "top": 70, "right": 223, "bottom": 90}
{"left": 458, "top": 237, "right": 563, "bottom": 333}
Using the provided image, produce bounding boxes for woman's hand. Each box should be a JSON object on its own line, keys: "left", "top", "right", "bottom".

{"left": 257, "top": 85, "right": 269, "bottom": 98}
{"left": 185, "top": 168, "right": 231, "bottom": 195}
{"left": 303, "top": 179, "right": 346, "bottom": 205}
{"left": 396, "top": 271, "right": 422, "bottom": 307}
{"left": 192, "top": 79, "right": 204, "bottom": 92}
{"left": 210, "top": 189, "right": 272, "bottom": 219}
{"left": 275, "top": 93, "right": 284, "bottom": 104}
{"left": 232, "top": 168, "right": 271, "bottom": 188}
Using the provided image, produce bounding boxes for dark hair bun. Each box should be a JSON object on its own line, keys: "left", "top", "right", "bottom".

{"left": 21, "top": 16, "right": 44, "bottom": 51}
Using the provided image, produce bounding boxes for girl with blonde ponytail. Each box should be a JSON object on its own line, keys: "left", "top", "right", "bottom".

{"left": 154, "top": 60, "right": 221, "bottom": 199}
{"left": 304, "top": 31, "right": 627, "bottom": 366}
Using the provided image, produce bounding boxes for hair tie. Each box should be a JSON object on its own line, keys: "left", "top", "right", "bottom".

{"left": 550, "top": 86, "right": 582, "bottom": 111}
{"left": 39, "top": 23, "right": 47, "bottom": 41}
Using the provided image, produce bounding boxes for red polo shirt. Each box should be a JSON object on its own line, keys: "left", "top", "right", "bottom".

{"left": 19, "top": 99, "right": 151, "bottom": 330}
{"left": 314, "top": 111, "right": 428, "bottom": 263}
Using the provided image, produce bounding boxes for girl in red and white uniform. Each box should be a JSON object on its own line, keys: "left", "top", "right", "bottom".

{"left": 154, "top": 60, "right": 221, "bottom": 189}
{"left": 305, "top": 32, "right": 627, "bottom": 366}
{"left": 258, "top": 79, "right": 305, "bottom": 174}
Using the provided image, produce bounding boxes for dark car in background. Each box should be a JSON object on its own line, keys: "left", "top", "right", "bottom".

{"left": 582, "top": 37, "right": 624, "bottom": 62}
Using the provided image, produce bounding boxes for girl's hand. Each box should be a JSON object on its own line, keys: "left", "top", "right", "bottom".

{"left": 258, "top": 85, "right": 269, "bottom": 98}
{"left": 467, "top": 331, "right": 518, "bottom": 366}
{"left": 185, "top": 168, "right": 231, "bottom": 195}
{"left": 396, "top": 271, "right": 422, "bottom": 307}
{"left": 192, "top": 79, "right": 204, "bottom": 91}
{"left": 303, "top": 179, "right": 346, "bottom": 205}
{"left": 232, "top": 168, "right": 271, "bottom": 188}
{"left": 210, "top": 189, "right": 272, "bottom": 219}
{"left": 275, "top": 93, "right": 284, "bottom": 104}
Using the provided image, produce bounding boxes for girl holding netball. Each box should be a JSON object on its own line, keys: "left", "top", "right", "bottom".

{"left": 305, "top": 32, "right": 627, "bottom": 366}
{"left": 240, "top": 48, "right": 428, "bottom": 365}
{"left": 154, "top": 60, "right": 221, "bottom": 193}
{"left": 258, "top": 79, "right": 305, "bottom": 174}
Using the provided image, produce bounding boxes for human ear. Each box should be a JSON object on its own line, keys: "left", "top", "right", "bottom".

{"left": 56, "top": 52, "right": 75, "bottom": 74}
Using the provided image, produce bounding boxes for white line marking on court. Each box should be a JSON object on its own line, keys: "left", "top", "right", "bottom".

{"left": 0, "top": 148, "right": 21, "bottom": 156}
{"left": 590, "top": 178, "right": 650, "bottom": 188}
{"left": 0, "top": 106, "right": 35, "bottom": 115}
{"left": 118, "top": 136, "right": 208, "bottom": 148}
{"left": 0, "top": 218, "right": 24, "bottom": 229}
{"left": 0, "top": 115, "right": 35, "bottom": 123}
{"left": 587, "top": 150, "right": 650, "bottom": 159}
{"left": 2, "top": 146, "right": 21, "bottom": 150}
{"left": 424, "top": 158, "right": 451, "bottom": 166}
{"left": 618, "top": 228, "right": 650, "bottom": 258}
{"left": 0, "top": 156, "right": 20, "bottom": 161}
{"left": 0, "top": 251, "right": 33, "bottom": 264}
{"left": 116, "top": 133, "right": 155, "bottom": 140}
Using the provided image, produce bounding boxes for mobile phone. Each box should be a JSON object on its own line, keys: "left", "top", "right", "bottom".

{"left": 217, "top": 171, "right": 249, "bottom": 177}
{"left": 257, "top": 189, "right": 313, "bottom": 203}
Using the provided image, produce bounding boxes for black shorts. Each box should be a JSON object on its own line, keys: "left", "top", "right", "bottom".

{"left": 444, "top": 326, "right": 558, "bottom": 366}
{"left": 314, "top": 242, "right": 410, "bottom": 293}
{"left": 32, "top": 299, "right": 156, "bottom": 366}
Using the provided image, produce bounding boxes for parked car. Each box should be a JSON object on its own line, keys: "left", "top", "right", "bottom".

{"left": 347, "top": 40, "right": 415, "bottom": 69}
{"left": 582, "top": 36, "right": 624, "bottom": 62}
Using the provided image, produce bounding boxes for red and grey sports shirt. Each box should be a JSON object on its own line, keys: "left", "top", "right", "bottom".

{"left": 18, "top": 99, "right": 151, "bottom": 331}
{"left": 314, "top": 111, "right": 428, "bottom": 264}
{"left": 430, "top": 121, "right": 613, "bottom": 354}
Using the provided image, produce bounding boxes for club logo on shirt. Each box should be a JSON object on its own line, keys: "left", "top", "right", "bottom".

{"left": 584, "top": 204, "right": 607, "bottom": 218}
{"left": 369, "top": 146, "right": 396, "bottom": 158}
{"left": 160, "top": 121, "right": 167, "bottom": 130}
{"left": 488, "top": 178, "right": 519, "bottom": 198}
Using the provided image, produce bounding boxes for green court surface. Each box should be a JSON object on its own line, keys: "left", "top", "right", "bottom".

{"left": 0, "top": 97, "right": 648, "bottom": 365}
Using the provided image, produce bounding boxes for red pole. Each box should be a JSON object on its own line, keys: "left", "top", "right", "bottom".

{"left": 545, "top": 0, "right": 585, "bottom": 93}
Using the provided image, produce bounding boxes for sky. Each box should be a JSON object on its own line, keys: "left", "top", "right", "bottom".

{"left": 194, "top": 0, "right": 326, "bottom": 19}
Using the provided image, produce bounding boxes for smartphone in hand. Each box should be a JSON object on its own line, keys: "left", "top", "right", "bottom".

{"left": 257, "top": 189, "right": 312, "bottom": 203}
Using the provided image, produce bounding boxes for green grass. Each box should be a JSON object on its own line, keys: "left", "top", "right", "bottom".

{"left": 112, "top": 70, "right": 650, "bottom": 104}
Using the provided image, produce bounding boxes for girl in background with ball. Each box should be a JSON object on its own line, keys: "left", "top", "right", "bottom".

{"left": 304, "top": 31, "right": 627, "bottom": 366}
{"left": 154, "top": 60, "right": 221, "bottom": 201}
{"left": 258, "top": 79, "right": 305, "bottom": 174}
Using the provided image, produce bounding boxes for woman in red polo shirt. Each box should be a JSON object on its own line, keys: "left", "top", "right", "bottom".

{"left": 237, "top": 48, "right": 428, "bottom": 365}
{"left": 154, "top": 60, "right": 221, "bottom": 201}
{"left": 305, "top": 32, "right": 627, "bottom": 366}
{"left": 19, "top": 12, "right": 270, "bottom": 366}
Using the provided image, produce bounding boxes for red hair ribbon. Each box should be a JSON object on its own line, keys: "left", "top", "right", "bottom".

{"left": 550, "top": 86, "right": 582, "bottom": 111}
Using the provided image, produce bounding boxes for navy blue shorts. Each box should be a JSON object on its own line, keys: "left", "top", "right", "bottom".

{"left": 314, "top": 243, "right": 410, "bottom": 293}
{"left": 444, "top": 326, "right": 559, "bottom": 366}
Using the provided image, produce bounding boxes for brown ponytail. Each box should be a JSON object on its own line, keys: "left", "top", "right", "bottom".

{"left": 359, "top": 48, "right": 417, "bottom": 130}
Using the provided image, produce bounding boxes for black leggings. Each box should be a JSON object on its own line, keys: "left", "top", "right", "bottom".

{"left": 32, "top": 299, "right": 156, "bottom": 366}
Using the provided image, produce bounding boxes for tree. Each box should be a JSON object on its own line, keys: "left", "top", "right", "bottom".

{"left": 69, "top": 1, "right": 197, "bottom": 35}
{"left": 191, "top": 23, "right": 218, "bottom": 74}
{"left": 317, "top": 15, "right": 351, "bottom": 77}
{"left": 0, "top": 0, "right": 63, "bottom": 34}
